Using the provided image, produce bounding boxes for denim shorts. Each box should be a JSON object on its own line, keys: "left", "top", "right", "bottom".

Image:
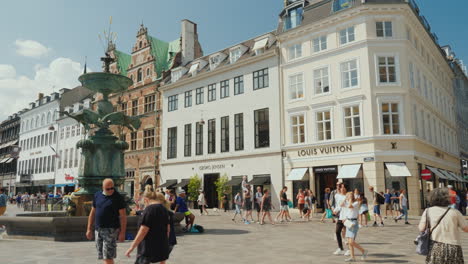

{"left": 373, "top": 205, "right": 381, "bottom": 215}
{"left": 345, "top": 220, "right": 359, "bottom": 238}
{"left": 235, "top": 204, "right": 241, "bottom": 214}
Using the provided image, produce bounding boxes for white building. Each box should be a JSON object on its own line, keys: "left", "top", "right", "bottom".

{"left": 160, "top": 32, "right": 283, "bottom": 207}
{"left": 17, "top": 92, "right": 60, "bottom": 193}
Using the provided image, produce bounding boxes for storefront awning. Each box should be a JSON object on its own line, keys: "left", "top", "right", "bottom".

{"left": 439, "top": 169, "right": 457, "bottom": 181}
{"left": 0, "top": 158, "right": 8, "bottom": 163}
{"left": 426, "top": 166, "right": 446, "bottom": 180}
{"left": 248, "top": 175, "right": 271, "bottom": 185}
{"left": 226, "top": 176, "right": 243, "bottom": 186}
{"left": 337, "top": 164, "right": 362, "bottom": 179}
{"left": 447, "top": 171, "right": 464, "bottom": 182}
{"left": 385, "top": 163, "right": 412, "bottom": 177}
{"left": 158, "top": 179, "right": 177, "bottom": 188}
{"left": 4, "top": 158, "right": 14, "bottom": 163}
{"left": 287, "top": 168, "right": 309, "bottom": 181}
{"left": 174, "top": 179, "right": 190, "bottom": 188}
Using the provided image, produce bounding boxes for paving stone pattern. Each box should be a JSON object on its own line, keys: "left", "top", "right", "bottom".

{"left": 1, "top": 206, "right": 467, "bottom": 264}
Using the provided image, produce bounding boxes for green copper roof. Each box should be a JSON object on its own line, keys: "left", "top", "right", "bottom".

{"left": 148, "top": 36, "right": 181, "bottom": 76}
{"left": 113, "top": 50, "right": 131, "bottom": 76}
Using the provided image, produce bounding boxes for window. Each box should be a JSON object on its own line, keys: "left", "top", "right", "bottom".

{"left": 184, "top": 91, "right": 192, "bottom": 108}
{"left": 69, "top": 148, "right": 74, "bottom": 168}
{"left": 132, "top": 99, "right": 138, "bottom": 116}
{"left": 196, "top": 122, "right": 203, "bottom": 155}
{"left": 314, "top": 67, "right": 330, "bottom": 94}
{"left": 344, "top": 106, "right": 361, "bottom": 137}
{"left": 284, "top": 6, "right": 303, "bottom": 30}
{"left": 289, "top": 73, "right": 304, "bottom": 100}
{"left": 333, "top": 0, "right": 352, "bottom": 12}
{"left": 137, "top": 68, "right": 142, "bottom": 82}
{"left": 421, "top": 109, "right": 426, "bottom": 140}
{"left": 288, "top": 44, "right": 302, "bottom": 60}
{"left": 64, "top": 149, "right": 68, "bottom": 169}
{"left": 221, "top": 116, "right": 229, "bottom": 152}
{"left": 167, "top": 127, "right": 177, "bottom": 159}
{"left": 196, "top": 88, "right": 204, "bottom": 105}
{"left": 58, "top": 150, "right": 62, "bottom": 169}
{"left": 316, "top": 111, "right": 332, "bottom": 141}
{"left": 253, "top": 68, "right": 269, "bottom": 90}
{"left": 74, "top": 149, "right": 79, "bottom": 167}
{"left": 409, "top": 62, "right": 415, "bottom": 89}
{"left": 378, "top": 56, "right": 397, "bottom": 83}
{"left": 208, "top": 84, "right": 216, "bottom": 102}
{"left": 130, "top": 132, "right": 137, "bottom": 150}
{"left": 234, "top": 76, "right": 244, "bottom": 95}
{"left": 184, "top": 124, "right": 192, "bottom": 157}
{"left": 143, "top": 129, "right": 155, "bottom": 149}
{"left": 66, "top": 127, "right": 71, "bottom": 138}
{"left": 208, "top": 119, "right": 216, "bottom": 154}
{"left": 230, "top": 48, "right": 242, "bottom": 64}
{"left": 146, "top": 68, "right": 150, "bottom": 76}
{"left": 71, "top": 126, "right": 75, "bottom": 137}
{"left": 341, "top": 59, "right": 359, "bottom": 88}
{"left": 291, "top": 114, "right": 305, "bottom": 144}
{"left": 209, "top": 55, "right": 222, "bottom": 71}
{"left": 168, "top": 95, "right": 178, "bottom": 112}
{"left": 171, "top": 69, "right": 183, "bottom": 82}
{"left": 382, "top": 103, "right": 400, "bottom": 135}
{"left": 234, "top": 113, "right": 244, "bottom": 151}
{"left": 313, "top": 35, "right": 327, "bottom": 52}
{"left": 120, "top": 102, "right": 127, "bottom": 114}
{"left": 220, "top": 80, "right": 229, "bottom": 99}
{"left": 376, "top": 21, "right": 393, "bottom": 37}
{"left": 340, "top": 26, "right": 355, "bottom": 45}
{"left": 144, "top": 94, "right": 156, "bottom": 113}
{"left": 254, "top": 108, "right": 270, "bottom": 148}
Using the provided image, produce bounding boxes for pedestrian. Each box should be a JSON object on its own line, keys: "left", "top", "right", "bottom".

{"left": 419, "top": 188, "right": 468, "bottom": 264}
{"left": 0, "top": 188, "right": 7, "bottom": 216}
{"left": 394, "top": 189, "right": 410, "bottom": 225}
{"left": 86, "top": 179, "right": 127, "bottom": 264}
{"left": 391, "top": 189, "right": 401, "bottom": 214}
{"left": 260, "top": 189, "right": 275, "bottom": 225}
{"left": 174, "top": 191, "right": 195, "bottom": 231}
{"left": 164, "top": 190, "right": 170, "bottom": 201}
{"left": 222, "top": 192, "right": 229, "bottom": 212}
{"left": 303, "top": 190, "right": 312, "bottom": 221}
{"left": 448, "top": 185, "right": 457, "bottom": 209}
{"left": 332, "top": 183, "right": 347, "bottom": 256}
{"left": 320, "top": 188, "right": 332, "bottom": 223}
{"left": 384, "top": 189, "right": 393, "bottom": 218}
{"left": 197, "top": 190, "right": 208, "bottom": 216}
{"left": 275, "top": 186, "right": 291, "bottom": 222}
{"left": 309, "top": 190, "right": 317, "bottom": 216}
{"left": 343, "top": 192, "right": 368, "bottom": 262}
{"left": 254, "top": 186, "right": 263, "bottom": 223}
{"left": 232, "top": 192, "right": 243, "bottom": 222}
{"left": 296, "top": 189, "right": 305, "bottom": 218}
{"left": 358, "top": 193, "right": 369, "bottom": 228}
{"left": 125, "top": 186, "right": 171, "bottom": 264}
{"left": 15, "top": 193, "right": 21, "bottom": 208}
{"left": 243, "top": 185, "right": 253, "bottom": 224}
{"left": 368, "top": 186, "right": 384, "bottom": 227}
{"left": 168, "top": 190, "right": 176, "bottom": 211}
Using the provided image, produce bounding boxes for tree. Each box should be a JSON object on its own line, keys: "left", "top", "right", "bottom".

{"left": 187, "top": 174, "right": 201, "bottom": 202}
{"left": 215, "top": 174, "right": 230, "bottom": 206}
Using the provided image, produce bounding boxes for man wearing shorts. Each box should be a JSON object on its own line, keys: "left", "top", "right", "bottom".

{"left": 86, "top": 179, "right": 127, "bottom": 264}
{"left": 175, "top": 191, "right": 195, "bottom": 231}
{"left": 368, "top": 186, "right": 384, "bottom": 227}
{"left": 383, "top": 189, "right": 393, "bottom": 218}
{"left": 254, "top": 186, "right": 263, "bottom": 223}
{"left": 391, "top": 189, "right": 400, "bottom": 212}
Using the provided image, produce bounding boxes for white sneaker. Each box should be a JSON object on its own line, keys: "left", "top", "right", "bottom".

{"left": 359, "top": 224, "right": 363, "bottom": 228}
{"left": 361, "top": 250, "right": 368, "bottom": 260}
{"left": 344, "top": 257, "right": 356, "bottom": 262}
{"left": 344, "top": 250, "right": 350, "bottom": 256}
{"left": 333, "top": 248, "right": 345, "bottom": 255}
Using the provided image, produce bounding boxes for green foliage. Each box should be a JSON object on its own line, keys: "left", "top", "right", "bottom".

{"left": 215, "top": 174, "right": 230, "bottom": 202}
{"left": 187, "top": 174, "right": 201, "bottom": 201}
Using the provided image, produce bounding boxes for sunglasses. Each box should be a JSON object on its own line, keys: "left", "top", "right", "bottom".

{"left": 106, "top": 187, "right": 115, "bottom": 191}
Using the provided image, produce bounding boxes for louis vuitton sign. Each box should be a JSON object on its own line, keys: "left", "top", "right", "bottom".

{"left": 298, "top": 145, "right": 352, "bottom": 157}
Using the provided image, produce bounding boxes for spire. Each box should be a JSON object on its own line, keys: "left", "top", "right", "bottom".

{"left": 84, "top": 56, "right": 87, "bottom": 74}
{"left": 137, "top": 23, "right": 148, "bottom": 37}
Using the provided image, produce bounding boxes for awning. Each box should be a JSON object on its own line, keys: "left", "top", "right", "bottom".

{"left": 248, "top": 176, "right": 271, "bottom": 185}
{"left": 158, "top": 179, "right": 177, "bottom": 188}
{"left": 287, "top": 168, "right": 309, "bottom": 181}
{"left": 385, "top": 162, "right": 412, "bottom": 177}
{"left": 174, "top": 179, "right": 190, "bottom": 188}
{"left": 55, "top": 184, "right": 67, "bottom": 187}
{"left": 252, "top": 38, "right": 269, "bottom": 51}
{"left": 0, "top": 158, "right": 8, "bottom": 163}
{"left": 337, "top": 164, "right": 362, "bottom": 179}
{"left": 447, "top": 171, "right": 464, "bottom": 182}
{"left": 226, "top": 176, "right": 243, "bottom": 186}
{"left": 426, "top": 166, "right": 446, "bottom": 180}
{"left": 67, "top": 184, "right": 76, "bottom": 187}
{"left": 0, "top": 140, "right": 18, "bottom": 149}
{"left": 4, "top": 158, "right": 14, "bottom": 163}
{"left": 439, "top": 169, "right": 457, "bottom": 181}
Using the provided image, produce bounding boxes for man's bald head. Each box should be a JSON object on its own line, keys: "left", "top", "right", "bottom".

{"left": 102, "top": 178, "right": 115, "bottom": 196}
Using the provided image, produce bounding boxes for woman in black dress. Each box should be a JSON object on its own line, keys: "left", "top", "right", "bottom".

{"left": 260, "top": 189, "right": 275, "bottom": 225}
{"left": 125, "top": 185, "right": 170, "bottom": 264}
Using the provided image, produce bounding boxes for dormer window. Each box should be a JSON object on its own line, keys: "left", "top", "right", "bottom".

{"left": 332, "top": 0, "right": 352, "bottom": 13}
{"left": 230, "top": 48, "right": 242, "bottom": 64}
{"left": 171, "top": 68, "right": 187, "bottom": 83}
{"left": 189, "top": 63, "right": 199, "bottom": 76}
{"left": 252, "top": 38, "right": 269, "bottom": 56}
{"left": 209, "top": 55, "right": 222, "bottom": 71}
{"left": 283, "top": 6, "right": 303, "bottom": 31}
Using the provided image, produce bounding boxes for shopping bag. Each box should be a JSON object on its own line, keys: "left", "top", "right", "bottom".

{"left": 288, "top": 201, "right": 293, "bottom": 208}
{"left": 366, "top": 212, "right": 371, "bottom": 221}
{"left": 326, "top": 208, "right": 333, "bottom": 219}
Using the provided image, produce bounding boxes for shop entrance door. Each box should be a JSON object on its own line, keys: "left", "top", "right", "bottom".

{"left": 315, "top": 172, "right": 337, "bottom": 209}
{"left": 204, "top": 173, "right": 219, "bottom": 208}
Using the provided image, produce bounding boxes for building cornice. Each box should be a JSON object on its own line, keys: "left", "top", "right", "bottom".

{"left": 160, "top": 150, "right": 282, "bottom": 166}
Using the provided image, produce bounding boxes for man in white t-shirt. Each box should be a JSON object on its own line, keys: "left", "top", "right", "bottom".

{"left": 332, "top": 184, "right": 348, "bottom": 256}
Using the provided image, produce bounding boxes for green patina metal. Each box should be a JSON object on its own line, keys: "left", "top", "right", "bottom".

{"left": 113, "top": 50, "right": 131, "bottom": 76}
{"left": 148, "top": 36, "right": 180, "bottom": 76}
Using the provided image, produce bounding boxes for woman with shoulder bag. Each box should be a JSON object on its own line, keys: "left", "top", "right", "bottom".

{"left": 418, "top": 188, "right": 468, "bottom": 264}
{"left": 342, "top": 192, "right": 368, "bottom": 262}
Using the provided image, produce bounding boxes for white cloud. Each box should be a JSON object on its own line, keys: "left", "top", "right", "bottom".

{"left": 0, "top": 65, "right": 16, "bottom": 79}
{"left": 15, "top": 39, "right": 51, "bottom": 58}
{"left": 0, "top": 58, "right": 91, "bottom": 121}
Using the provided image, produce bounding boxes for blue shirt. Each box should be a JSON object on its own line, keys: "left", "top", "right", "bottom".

{"left": 176, "top": 196, "right": 188, "bottom": 213}
{"left": 384, "top": 193, "right": 391, "bottom": 203}
{"left": 92, "top": 191, "right": 126, "bottom": 228}
{"left": 0, "top": 193, "right": 7, "bottom": 207}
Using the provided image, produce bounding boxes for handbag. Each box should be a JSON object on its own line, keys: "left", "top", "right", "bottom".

{"left": 344, "top": 220, "right": 355, "bottom": 229}
{"left": 325, "top": 208, "right": 333, "bottom": 219}
{"left": 415, "top": 208, "right": 450, "bottom": 255}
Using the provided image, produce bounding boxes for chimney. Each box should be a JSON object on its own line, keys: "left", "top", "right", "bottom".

{"left": 38, "top": 93, "right": 44, "bottom": 101}
{"left": 181, "top": 19, "right": 201, "bottom": 66}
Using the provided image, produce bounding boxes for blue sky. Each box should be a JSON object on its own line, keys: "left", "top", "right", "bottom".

{"left": 0, "top": 0, "right": 466, "bottom": 120}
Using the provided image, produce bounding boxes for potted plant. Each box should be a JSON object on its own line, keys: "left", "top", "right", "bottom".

{"left": 187, "top": 174, "right": 201, "bottom": 209}
{"left": 215, "top": 174, "right": 229, "bottom": 209}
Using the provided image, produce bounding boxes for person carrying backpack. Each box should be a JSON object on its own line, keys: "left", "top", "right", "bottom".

{"left": 368, "top": 186, "right": 384, "bottom": 227}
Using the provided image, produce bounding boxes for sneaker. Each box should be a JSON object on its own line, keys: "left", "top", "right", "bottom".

{"left": 344, "top": 257, "right": 356, "bottom": 262}
{"left": 378, "top": 223, "right": 384, "bottom": 227}
{"left": 344, "top": 250, "right": 350, "bottom": 256}
{"left": 333, "top": 248, "right": 345, "bottom": 255}
{"left": 359, "top": 224, "right": 363, "bottom": 228}
{"left": 372, "top": 222, "right": 378, "bottom": 227}
{"left": 361, "top": 250, "right": 368, "bottom": 260}
{"left": 405, "top": 222, "right": 410, "bottom": 225}
{"left": 244, "top": 221, "right": 250, "bottom": 225}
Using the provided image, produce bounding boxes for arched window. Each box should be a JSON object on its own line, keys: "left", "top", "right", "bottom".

{"left": 26, "top": 119, "right": 30, "bottom": 130}
{"left": 137, "top": 68, "right": 142, "bottom": 82}
{"left": 130, "top": 74, "right": 134, "bottom": 81}
{"left": 35, "top": 116, "right": 39, "bottom": 128}
{"left": 47, "top": 112, "right": 51, "bottom": 124}
{"left": 139, "top": 41, "right": 142, "bottom": 49}
{"left": 146, "top": 68, "right": 150, "bottom": 76}
{"left": 41, "top": 114, "right": 45, "bottom": 126}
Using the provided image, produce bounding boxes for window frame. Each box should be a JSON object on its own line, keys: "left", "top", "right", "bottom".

{"left": 339, "top": 26, "right": 355, "bottom": 45}
{"left": 220, "top": 80, "right": 230, "bottom": 99}
{"left": 342, "top": 104, "right": 362, "bottom": 138}
{"left": 375, "top": 54, "right": 400, "bottom": 86}
{"left": 195, "top": 122, "right": 203, "bottom": 155}
{"left": 315, "top": 109, "right": 333, "bottom": 141}
{"left": 288, "top": 43, "right": 303, "bottom": 61}
{"left": 234, "top": 76, "right": 244, "bottom": 95}
{"left": 168, "top": 95, "right": 179, "bottom": 112}
{"left": 184, "top": 90, "right": 193, "bottom": 108}
{"left": 184, "top": 124, "right": 192, "bottom": 157}
{"left": 234, "top": 113, "right": 244, "bottom": 151}
{"left": 377, "top": 96, "right": 404, "bottom": 135}
{"left": 207, "top": 119, "right": 216, "bottom": 154}
{"left": 220, "top": 116, "right": 229, "bottom": 152}
{"left": 132, "top": 99, "right": 139, "bottom": 116}
{"left": 376, "top": 21, "right": 393, "bottom": 38}
{"left": 208, "top": 84, "right": 216, "bottom": 102}
{"left": 143, "top": 128, "right": 155, "bottom": 149}
{"left": 130, "top": 132, "right": 137, "bottom": 150}
{"left": 312, "top": 35, "right": 327, "bottom": 53}
{"left": 254, "top": 108, "right": 270, "bottom": 148}
{"left": 196, "top": 87, "right": 204, "bottom": 105}
{"left": 340, "top": 58, "right": 360, "bottom": 89}
{"left": 167, "top": 127, "right": 177, "bottom": 159}
{"left": 313, "top": 66, "right": 331, "bottom": 95}
{"left": 144, "top": 94, "right": 156, "bottom": 113}
{"left": 253, "top": 68, "right": 269, "bottom": 90}
{"left": 290, "top": 112, "right": 306, "bottom": 144}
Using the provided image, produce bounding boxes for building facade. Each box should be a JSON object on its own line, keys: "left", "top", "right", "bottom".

{"left": 160, "top": 32, "right": 283, "bottom": 207}
{"left": 278, "top": 0, "right": 463, "bottom": 215}
{"left": 0, "top": 113, "right": 21, "bottom": 195}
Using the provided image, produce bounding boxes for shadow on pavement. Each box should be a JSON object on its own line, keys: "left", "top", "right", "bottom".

{"left": 186, "top": 229, "right": 250, "bottom": 235}
{"left": 368, "top": 260, "right": 410, "bottom": 263}
{"left": 370, "top": 253, "right": 407, "bottom": 258}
